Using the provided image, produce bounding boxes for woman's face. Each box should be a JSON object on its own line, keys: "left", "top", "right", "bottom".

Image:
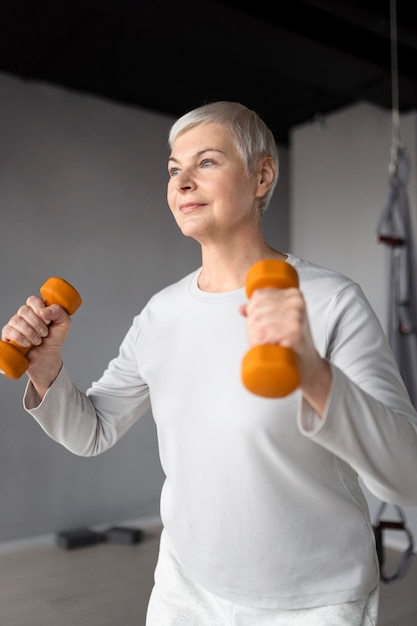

{"left": 167, "top": 122, "right": 264, "bottom": 245}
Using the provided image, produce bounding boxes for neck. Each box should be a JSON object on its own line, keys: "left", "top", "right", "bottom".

{"left": 198, "top": 241, "right": 287, "bottom": 292}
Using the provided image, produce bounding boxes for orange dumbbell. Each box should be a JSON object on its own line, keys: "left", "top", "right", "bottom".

{"left": 242, "top": 260, "right": 300, "bottom": 398}
{"left": 0, "top": 277, "right": 82, "bottom": 380}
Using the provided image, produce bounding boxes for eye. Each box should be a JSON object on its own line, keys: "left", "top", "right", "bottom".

{"left": 201, "top": 158, "right": 214, "bottom": 168}
{"left": 168, "top": 167, "right": 180, "bottom": 177}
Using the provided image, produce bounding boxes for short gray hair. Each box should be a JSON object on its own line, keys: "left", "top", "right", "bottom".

{"left": 168, "top": 101, "right": 279, "bottom": 214}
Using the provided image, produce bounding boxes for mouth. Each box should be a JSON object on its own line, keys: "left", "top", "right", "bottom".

{"left": 179, "top": 202, "right": 205, "bottom": 214}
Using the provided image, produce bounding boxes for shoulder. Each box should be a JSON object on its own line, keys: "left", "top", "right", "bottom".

{"left": 287, "top": 254, "right": 370, "bottom": 319}
{"left": 288, "top": 254, "right": 357, "bottom": 294}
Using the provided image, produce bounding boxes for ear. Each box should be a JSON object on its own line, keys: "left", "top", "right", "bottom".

{"left": 255, "top": 156, "right": 275, "bottom": 197}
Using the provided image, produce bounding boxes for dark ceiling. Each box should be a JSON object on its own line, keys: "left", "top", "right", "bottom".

{"left": 1, "top": 0, "right": 416, "bottom": 144}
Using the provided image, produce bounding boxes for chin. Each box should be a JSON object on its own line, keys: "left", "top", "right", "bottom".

{"left": 178, "top": 221, "right": 207, "bottom": 239}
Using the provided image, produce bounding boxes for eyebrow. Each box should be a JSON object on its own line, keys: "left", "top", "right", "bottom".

{"left": 168, "top": 148, "right": 225, "bottom": 166}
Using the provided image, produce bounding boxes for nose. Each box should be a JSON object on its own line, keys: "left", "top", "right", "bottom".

{"left": 174, "top": 168, "right": 196, "bottom": 191}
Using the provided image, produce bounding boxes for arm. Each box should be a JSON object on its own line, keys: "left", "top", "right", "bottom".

{"left": 3, "top": 295, "right": 150, "bottom": 456}
{"left": 24, "top": 358, "right": 151, "bottom": 457}
{"left": 300, "top": 282, "right": 417, "bottom": 505}
{"left": 240, "top": 279, "right": 417, "bottom": 505}
{"left": 23, "top": 317, "right": 151, "bottom": 456}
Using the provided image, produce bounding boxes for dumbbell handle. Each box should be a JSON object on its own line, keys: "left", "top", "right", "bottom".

{"left": 241, "top": 260, "right": 300, "bottom": 398}
{"left": 0, "top": 277, "right": 82, "bottom": 380}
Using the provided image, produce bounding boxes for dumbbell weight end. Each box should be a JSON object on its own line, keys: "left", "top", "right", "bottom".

{"left": 242, "top": 344, "right": 300, "bottom": 398}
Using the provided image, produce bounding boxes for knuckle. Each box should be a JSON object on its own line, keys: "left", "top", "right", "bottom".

{"left": 17, "top": 304, "right": 29, "bottom": 317}
{"left": 2, "top": 324, "right": 18, "bottom": 342}
{"left": 26, "top": 295, "right": 41, "bottom": 309}
{"left": 9, "top": 313, "right": 24, "bottom": 329}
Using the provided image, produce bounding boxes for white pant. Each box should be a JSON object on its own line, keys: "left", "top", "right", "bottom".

{"left": 146, "top": 530, "right": 379, "bottom": 626}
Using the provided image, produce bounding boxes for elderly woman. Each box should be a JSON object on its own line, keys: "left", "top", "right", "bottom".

{"left": 3, "top": 101, "right": 417, "bottom": 625}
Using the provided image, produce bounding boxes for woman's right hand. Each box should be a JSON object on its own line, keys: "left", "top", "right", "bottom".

{"left": 1, "top": 296, "right": 73, "bottom": 396}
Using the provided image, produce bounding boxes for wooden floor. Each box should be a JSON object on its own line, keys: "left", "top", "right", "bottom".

{"left": 0, "top": 525, "right": 415, "bottom": 626}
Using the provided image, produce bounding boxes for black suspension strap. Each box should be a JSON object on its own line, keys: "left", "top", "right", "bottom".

{"left": 373, "top": 502, "right": 415, "bottom": 584}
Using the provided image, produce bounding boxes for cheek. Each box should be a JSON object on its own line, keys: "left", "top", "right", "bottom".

{"left": 166, "top": 187, "right": 183, "bottom": 229}
{"left": 166, "top": 184, "right": 175, "bottom": 212}
{"left": 223, "top": 183, "right": 254, "bottom": 214}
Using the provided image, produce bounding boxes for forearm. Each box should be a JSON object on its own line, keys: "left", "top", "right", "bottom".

{"left": 299, "top": 353, "right": 332, "bottom": 417}
{"left": 24, "top": 367, "right": 104, "bottom": 456}
{"left": 299, "top": 364, "right": 417, "bottom": 505}
{"left": 24, "top": 351, "right": 152, "bottom": 457}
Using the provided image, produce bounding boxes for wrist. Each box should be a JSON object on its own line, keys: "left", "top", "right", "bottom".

{"left": 300, "top": 357, "right": 332, "bottom": 416}
{"left": 29, "top": 360, "right": 63, "bottom": 400}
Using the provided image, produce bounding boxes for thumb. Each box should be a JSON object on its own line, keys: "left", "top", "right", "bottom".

{"left": 40, "top": 304, "right": 71, "bottom": 325}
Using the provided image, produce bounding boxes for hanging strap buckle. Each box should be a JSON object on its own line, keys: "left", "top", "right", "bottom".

{"left": 373, "top": 503, "right": 415, "bottom": 584}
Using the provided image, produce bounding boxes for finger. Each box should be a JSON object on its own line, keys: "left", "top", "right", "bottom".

{"left": 3, "top": 309, "right": 48, "bottom": 347}
{"left": 1, "top": 295, "right": 49, "bottom": 345}
{"left": 246, "top": 291, "right": 306, "bottom": 348}
{"left": 26, "top": 294, "right": 48, "bottom": 313}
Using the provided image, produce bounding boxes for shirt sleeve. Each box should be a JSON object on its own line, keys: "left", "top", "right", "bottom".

{"left": 23, "top": 318, "right": 151, "bottom": 456}
{"left": 298, "top": 282, "right": 417, "bottom": 506}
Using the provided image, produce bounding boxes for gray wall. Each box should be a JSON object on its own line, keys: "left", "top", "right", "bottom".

{"left": 0, "top": 73, "right": 289, "bottom": 543}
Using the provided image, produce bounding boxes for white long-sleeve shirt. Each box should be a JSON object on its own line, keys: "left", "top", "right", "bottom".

{"left": 24, "top": 254, "right": 417, "bottom": 609}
